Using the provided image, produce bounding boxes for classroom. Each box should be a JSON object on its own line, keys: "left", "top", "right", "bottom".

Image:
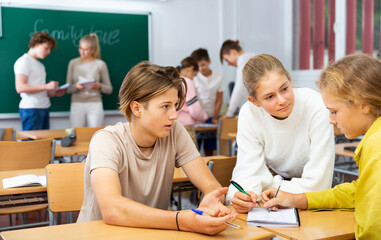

{"left": 0, "top": 0, "right": 380, "bottom": 239}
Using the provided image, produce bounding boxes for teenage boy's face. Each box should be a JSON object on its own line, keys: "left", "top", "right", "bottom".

{"left": 197, "top": 59, "right": 211, "bottom": 76}
{"left": 322, "top": 93, "right": 372, "bottom": 139}
{"left": 34, "top": 43, "right": 51, "bottom": 59}
{"left": 139, "top": 87, "right": 179, "bottom": 138}
{"left": 248, "top": 72, "right": 294, "bottom": 120}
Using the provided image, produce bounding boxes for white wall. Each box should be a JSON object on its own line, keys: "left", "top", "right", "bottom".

{"left": 1, "top": 0, "right": 294, "bottom": 130}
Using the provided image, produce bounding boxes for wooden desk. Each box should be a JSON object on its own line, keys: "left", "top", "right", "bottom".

{"left": 0, "top": 218, "right": 274, "bottom": 240}
{"left": 194, "top": 124, "right": 218, "bottom": 132}
{"left": 17, "top": 129, "right": 69, "bottom": 140}
{"left": 227, "top": 132, "right": 237, "bottom": 139}
{"left": 0, "top": 209, "right": 356, "bottom": 240}
{"left": 0, "top": 169, "right": 48, "bottom": 230}
{"left": 55, "top": 142, "right": 90, "bottom": 157}
{"left": 0, "top": 169, "right": 46, "bottom": 197}
{"left": 335, "top": 142, "right": 359, "bottom": 158}
{"left": 259, "top": 210, "right": 356, "bottom": 240}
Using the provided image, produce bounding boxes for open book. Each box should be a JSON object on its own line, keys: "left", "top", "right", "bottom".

{"left": 2, "top": 174, "right": 47, "bottom": 189}
{"left": 247, "top": 208, "right": 300, "bottom": 227}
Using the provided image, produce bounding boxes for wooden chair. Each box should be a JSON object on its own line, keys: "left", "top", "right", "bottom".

{"left": 46, "top": 162, "right": 85, "bottom": 225}
{"left": 0, "top": 138, "right": 56, "bottom": 170}
{"left": 73, "top": 126, "right": 104, "bottom": 142}
{"left": 206, "top": 156, "right": 237, "bottom": 187}
{"left": 0, "top": 138, "right": 56, "bottom": 230}
{"left": 217, "top": 118, "right": 238, "bottom": 156}
{"left": 0, "top": 128, "right": 15, "bottom": 141}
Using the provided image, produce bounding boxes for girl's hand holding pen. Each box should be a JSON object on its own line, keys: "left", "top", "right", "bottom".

{"left": 261, "top": 189, "right": 308, "bottom": 211}
{"left": 230, "top": 180, "right": 259, "bottom": 213}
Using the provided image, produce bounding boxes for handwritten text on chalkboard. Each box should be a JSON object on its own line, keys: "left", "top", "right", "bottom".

{"left": 31, "top": 19, "right": 120, "bottom": 47}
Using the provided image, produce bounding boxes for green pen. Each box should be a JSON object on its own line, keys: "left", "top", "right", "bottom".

{"left": 230, "top": 180, "right": 262, "bottom": 208}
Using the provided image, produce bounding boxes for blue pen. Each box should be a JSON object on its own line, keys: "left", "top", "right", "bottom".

{"left": 191, "top": 208, "right": 241, "bottom": 229}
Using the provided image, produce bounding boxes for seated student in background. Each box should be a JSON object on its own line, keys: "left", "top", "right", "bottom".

{"left": 191, "top": 48, "right": 223, "bottom": 156}
{"left": 262, "top": 54, "right": 381, "bottom": 239}
{"left": 77, "top": 61, "right": 237, "bottom": 235}
{"left": 176, "top": 57, "right": 208, "bottom": 146}
{"left": 227, "top": 54, "right": 334, "bottom": 212}
{"left": 14, "top": 31, "right": 66, "bottom": 130}
{"left": 66, "top": 33, "right": 113, "bottom": 127}
{"left": 219, "top": 40, "right": 255, "bottom": 118}
{"left": 177, "top": 57, "right": 208, "bottom": 126}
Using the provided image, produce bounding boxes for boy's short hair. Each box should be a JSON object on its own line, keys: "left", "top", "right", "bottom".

{"left": 119, "top": 61, "right": 186, "bottom": 122}
{"left": 219, "top": 40, "right": 242, "bottom": 63}
{"left": 191, "top": 48, "right": 210, "bottom": 62}
{"left": 29, "top": 31, "right": 57, "bottom": 49}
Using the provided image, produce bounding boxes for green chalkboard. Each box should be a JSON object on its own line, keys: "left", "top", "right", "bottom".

{"left": 0, "top": 6, "right": 149, "bottom": 115}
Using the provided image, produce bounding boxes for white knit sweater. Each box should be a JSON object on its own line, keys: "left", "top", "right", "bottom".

{"left": 226, "top": 88, "right": 335, "bottom": 204}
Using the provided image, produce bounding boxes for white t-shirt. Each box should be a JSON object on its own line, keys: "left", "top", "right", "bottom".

{"left": 194, "top": 70, "right": 223, "bottom": 116}
{"left": 226, "top": 88, "right": 335, "bottom": 204}
{"left": 14, "top": 53, "right": 50, "bottom": 109}
{"left": 226, "top": 52, "right": 255, "bottom": 117}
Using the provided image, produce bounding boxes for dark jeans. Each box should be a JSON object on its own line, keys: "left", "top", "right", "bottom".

{"left": 19, "top": 108, "right": 50, "bottom": 130}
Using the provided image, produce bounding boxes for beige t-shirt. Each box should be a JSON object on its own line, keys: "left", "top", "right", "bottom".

{"left": 77, "top": 120, "right": 199, "bottom": 222}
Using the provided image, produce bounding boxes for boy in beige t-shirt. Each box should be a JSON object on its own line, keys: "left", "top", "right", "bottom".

{"left": 77, "top": 61, "right": 238, "bottom": 235}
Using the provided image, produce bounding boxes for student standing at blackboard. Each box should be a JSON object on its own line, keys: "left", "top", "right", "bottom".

{"left": 14, "top": 31, "right": 66, "bottom": 131}
{"left": 66, "top": 33, "right": 113, "bottom": 127}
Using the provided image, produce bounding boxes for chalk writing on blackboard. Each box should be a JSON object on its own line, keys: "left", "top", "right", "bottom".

{"left": 30, "top": 19, "right": 120, "bottom": 47}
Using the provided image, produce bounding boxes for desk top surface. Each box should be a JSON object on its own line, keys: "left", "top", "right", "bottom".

{"left": 17, "top": 129, "right": 69, "bottom": 140}
{"left": 55, "top": 141, "right": 90, "bottom": 157}
{"left": 335, "top": 142, "right": 360, "bottom": 158}
{"left": 0, "top": 218, "right": 274, "bottom": 240}
{"left": 0, "top": 169, "right": 46, "bottom": 196}
{"left": 0, "top": 209, "right": 356, "bottom": 240}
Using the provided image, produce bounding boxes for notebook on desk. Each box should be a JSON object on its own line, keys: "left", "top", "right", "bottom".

{"left": 247, "top": 208, "right": 300, "bottom": 227}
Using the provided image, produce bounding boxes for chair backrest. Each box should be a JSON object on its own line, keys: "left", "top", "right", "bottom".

{"left": 46, "top": 162, "right": 85, "bottom": 213}
{"left": 0, "top": 138, "right": 55, "bottom": 170}
{"left": 206, "top": 156, "right": 237, "bottom": 187}
{"left": 217, "top": 118, "right": 237, "bottom": 156}
{"left": 1, "top": 128, "right": 15, "bottom": 141}
{"left": 73, "top": 126, "right": 104, "bottom": 142}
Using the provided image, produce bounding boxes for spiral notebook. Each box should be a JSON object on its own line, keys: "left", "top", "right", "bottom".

{"left": 247, "top": 208, "right": 300, "bottom": 227}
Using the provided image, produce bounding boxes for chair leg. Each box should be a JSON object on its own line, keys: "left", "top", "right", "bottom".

{"left": 48, "top": 209, "right": 55, "bottom": 226}
{"left": 8, "top": 215, "right": 13, "bottom": 226}
{"left": 66, "top": 212, "right": 74, "bottom": 223}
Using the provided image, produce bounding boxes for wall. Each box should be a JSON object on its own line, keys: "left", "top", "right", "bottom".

{"left": 0, "top": 0, "right": 294, "bottom": 130}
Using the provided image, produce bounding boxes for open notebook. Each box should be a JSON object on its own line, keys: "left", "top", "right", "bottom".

{"left": 247, "top": 208, "right": 300, "bottom": 227}
{"left": 2, "top": 174, "right": 47, "bottom": 189}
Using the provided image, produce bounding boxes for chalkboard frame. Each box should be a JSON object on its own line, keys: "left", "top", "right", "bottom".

{"left": 0, "top": 3, "right": 152, "bottom": 119}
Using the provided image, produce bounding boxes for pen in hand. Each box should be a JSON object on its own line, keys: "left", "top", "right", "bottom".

{"left": 191, "top": 208, "right": 241, "bottom": 229}
{"left": 230, "top": 180, "right": 261, "bottom": 208}
{"left": 267, "top": 177, "right": 284, "bottom": 212}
